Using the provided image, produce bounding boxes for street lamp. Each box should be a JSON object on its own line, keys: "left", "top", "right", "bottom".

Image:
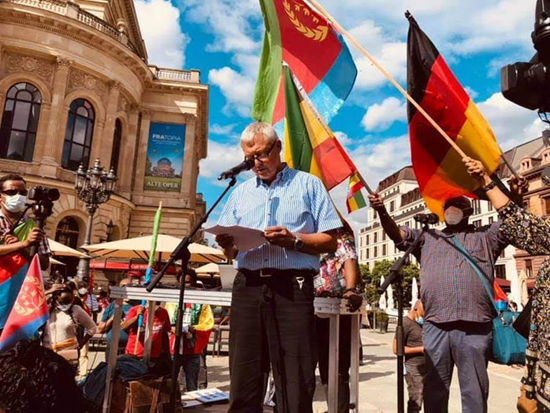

{"left": 75, "top": 159, "right": 117, "bottom": 280}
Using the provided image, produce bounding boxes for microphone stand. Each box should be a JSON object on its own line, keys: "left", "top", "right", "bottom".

{"left": 146, "top": 176, "right": 237, "bottom": 413}
{"left": 378, "top": 222, "right": 430, "bottom": 413}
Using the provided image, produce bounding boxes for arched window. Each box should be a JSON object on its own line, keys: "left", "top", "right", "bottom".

{"left": 0, "top": 82, "right": 42, "bottom": 161}
{"left": 62, "top": 99, "right": 95, "bottom": 171}
{"left": 110, "top": 118, "right": 122, "bottom": 174}
{"left": 55, "top": 216, "right": 80, "bottom": 249}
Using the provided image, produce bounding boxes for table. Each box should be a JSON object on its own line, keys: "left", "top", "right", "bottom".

{"left": 103, "top": 287, "right": 363, "bottom": 413}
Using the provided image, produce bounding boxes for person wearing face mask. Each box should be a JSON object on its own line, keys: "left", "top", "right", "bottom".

{"left": 42, "top": 285, "right": 97, "bottom": 372}
{"left": 368, "top": 188, "right": 516, "bottom": 413}
{"left": 393, "top": 300, "right": 426, "bottom": 413}
{"left": 0, "top": 174, "right": 51, "bottom": 271}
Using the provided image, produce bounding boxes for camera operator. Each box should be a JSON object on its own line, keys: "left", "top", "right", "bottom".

{"left": 0, "top": 174, "right": 51, "bottom": 270}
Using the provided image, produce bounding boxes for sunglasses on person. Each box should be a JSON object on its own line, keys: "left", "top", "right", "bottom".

{"left": 245, "top": 140, "right": 278, "bottom": 163}
{"left": 1, "top": 189, "right": 28, "bottom": 196}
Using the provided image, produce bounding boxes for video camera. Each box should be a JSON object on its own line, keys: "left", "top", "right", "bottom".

{"left": 502, "top": 0, "right": 550, "bottom": 113}
{"left": 28, "top": 186, "right": 60, "bottom": 204}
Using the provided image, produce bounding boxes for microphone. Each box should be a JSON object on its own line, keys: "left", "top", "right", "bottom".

{"left": 413, "top": 212, "right": 439, "bottom": 225}
{"left": 218, "top": 158, "right": 254, "bottom": 180}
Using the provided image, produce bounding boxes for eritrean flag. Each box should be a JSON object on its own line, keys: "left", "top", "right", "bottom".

{"left": 0, "top": 219, "right": 35, "bottom": 329}
{"left": 407, "top": 15, "right": 501, "bottom": 219}
{"left": 253, "top": 0, "right": 357, "bottom": 133}
{"left": 0, "top": 255, "right": 48, "bottom": 352}
{"left": 283, "top": 66, "right": 357, "bottom": 190}
{"left": 346, "top": 173, "right": 367, "bottom": 213}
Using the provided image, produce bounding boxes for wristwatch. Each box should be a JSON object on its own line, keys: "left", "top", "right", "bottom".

{"left": 293, "top": 235, "right": 304, "bottom": 251}
{"left": 482, "top": 180, "right": 497, "bottom": 192}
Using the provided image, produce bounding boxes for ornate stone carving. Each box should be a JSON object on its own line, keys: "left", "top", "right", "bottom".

{"left": 3, "top": 52, "right": 55, "bottom": 82}
{"left": 67, "top": 68, "right": 108, "bottom": 103}
{"left": 55, "top": 57, "right": 73, "bottom": 69}
{"left": 109, "top": 80, "right": 122, "bottom": 90}
{"left": 182, "top": 113, "right": 196, "bottom": 124}
{"left": 118, "top": 95, "right": 128, "bottom": 112}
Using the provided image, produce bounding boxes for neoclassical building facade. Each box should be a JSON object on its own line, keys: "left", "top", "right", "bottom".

{"left": 0, "top": 0, "right": 208, "bottom": 273}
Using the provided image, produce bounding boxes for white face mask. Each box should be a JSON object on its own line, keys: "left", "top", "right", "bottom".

{"left": 444, "top": 206, "right": 464, "bottom": 226}
{"left": 3, "top": 194, "right": 27, "bottom": 213}
{"left": 57, "top": 303, "right": 72, "bottom": 312}
{"left": 78, "top": 288, "right": 88, "bottom": 296}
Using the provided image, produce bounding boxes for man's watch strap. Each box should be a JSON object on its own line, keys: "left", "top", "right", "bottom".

{"left": 293, "top": 235, "right": 304, "bottom": 251}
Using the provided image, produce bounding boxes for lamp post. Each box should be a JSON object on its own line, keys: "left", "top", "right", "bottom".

{"left": 75, "top": 159, "right": 117, "bottom": 281}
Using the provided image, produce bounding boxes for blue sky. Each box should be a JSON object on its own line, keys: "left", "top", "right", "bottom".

{"left": 135, "top": 0, "right": 543, "bottom": 234}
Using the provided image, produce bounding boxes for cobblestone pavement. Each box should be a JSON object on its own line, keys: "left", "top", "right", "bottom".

{"left": 90, "top": 326, "right": 523, "bottom": 412}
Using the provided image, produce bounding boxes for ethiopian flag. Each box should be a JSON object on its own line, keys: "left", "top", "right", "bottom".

{"left": 407, "top": 14, "right": 501, "bottom": 219}
{"left": 253, "top": 0, "right": 357, "bottom": 134}
{"left": 283, "top": 66, "right": 357, "bottom": 190}
{"left": 346, "top": 172, "right": 367, "bottom": 213}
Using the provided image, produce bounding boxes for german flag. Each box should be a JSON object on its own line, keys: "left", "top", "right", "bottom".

{"left": 407, "top": 14, "right": 501, "bottom": 219}
{"left": 283, "top": 65, "right": 358, "bottom": 190}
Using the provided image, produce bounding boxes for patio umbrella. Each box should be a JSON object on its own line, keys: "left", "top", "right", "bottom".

{"left": 84, "top": 234, "right": 226, "bottom": 263}
{"left": 387, "top": 281, "right": 395, "bottom": 310}
{"left": 49, "top": 257, "right": 66, "bottom": 266}
{"left": 48, "top": 238, "right": 90, "bottom": 258}
{"left": 378, "top": 276, "right": 387, "bottom": 310}
{"left": 195, "top": 263, "right": 220, "bottom": 274}
{"left": 411, "top": 277, "right": 419, "bottom": 309}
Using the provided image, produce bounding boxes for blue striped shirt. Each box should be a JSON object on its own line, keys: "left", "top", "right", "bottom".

{"left": 217, "top": 165, "right": 342, "bottom": 271}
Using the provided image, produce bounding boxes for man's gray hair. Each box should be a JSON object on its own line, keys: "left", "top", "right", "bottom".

{"left": 241, "top": 122, "right": 279, "bottom": 145}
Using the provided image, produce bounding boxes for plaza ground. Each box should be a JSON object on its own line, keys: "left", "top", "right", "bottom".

{"left": 89, "top": 326, "right": 523, "bottom": 412}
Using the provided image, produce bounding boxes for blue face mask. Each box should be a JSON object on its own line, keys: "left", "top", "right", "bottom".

{"left": 416, "top": 317, "right": 424, "bottom": 326}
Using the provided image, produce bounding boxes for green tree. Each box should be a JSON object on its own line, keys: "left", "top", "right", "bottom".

{"left": 362, "top": 260, "right": 420, "bottom": 308}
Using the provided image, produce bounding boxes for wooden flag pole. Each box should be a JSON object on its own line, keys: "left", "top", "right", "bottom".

{"left": 307, "top": 1, "right": 524, "bottom": 180}
{"left": 289, "top": 67, "right": 375, "bottom": 195}
{"left": 306, "top": 0, "right": 467, "bottom": 161}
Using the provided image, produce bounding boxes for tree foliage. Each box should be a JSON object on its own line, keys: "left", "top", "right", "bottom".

{"left": 361, "top": 259, "right": 420, "bottom": 309}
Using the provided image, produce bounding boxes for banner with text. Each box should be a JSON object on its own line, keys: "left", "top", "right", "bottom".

{"left": 144, "top": 122, "right": 186, "bottom": 192}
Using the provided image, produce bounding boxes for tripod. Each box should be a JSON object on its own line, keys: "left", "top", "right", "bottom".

{"left": 146, "top": 176, "right": 237, "bottom": 412}
{"left": 378, "top": 223, "right": 430, "bottom": 413}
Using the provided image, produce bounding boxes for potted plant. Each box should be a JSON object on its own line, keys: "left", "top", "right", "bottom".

{"left": 376, "top": 310, "right": 389, "bottom": 333}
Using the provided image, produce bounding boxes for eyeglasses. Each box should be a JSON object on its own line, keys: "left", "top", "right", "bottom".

{"left": 1, "top": 189, "right": 28, "bottom": 196}
{"left": 245, "top": 140, "right": 278, "bottom": 163}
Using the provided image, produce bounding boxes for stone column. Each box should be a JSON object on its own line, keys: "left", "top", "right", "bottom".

{"left": 180, "top": 114, "right": 196, "bottom": 208}
{"left": 118, "top": 105, "right": 139, "bottom": 195}
{"left": 98, "top": 81, "right": 121, "bottom": 166}
{"left": 131, "top": 109, "right": 151, "bottom": 199}
{"left": 38, "top": 57, "right": 72, "bottom": 177}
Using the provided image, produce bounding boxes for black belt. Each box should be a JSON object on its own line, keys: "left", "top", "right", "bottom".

{"left": 239, "top": 268, "right": 316, "bottom": 278}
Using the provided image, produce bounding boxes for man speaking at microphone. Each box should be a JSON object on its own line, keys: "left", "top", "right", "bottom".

{"left": 216, "top": 122, "right": 341, "bottom": 413}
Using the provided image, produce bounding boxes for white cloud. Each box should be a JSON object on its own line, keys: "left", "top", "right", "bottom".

{"left": 135, "top": 0, "right": 188, "bottom": 68}
{"left": 464, "top": 86, "right": 479, "bottom": 100}
{"left": 208, "top": 67, "right": 256, "bottom": 117}
{"left": 330, "top": 135, "right": 411, "bottom": 233}
{"left": 477, "top": 93, "right": 542, "bottom": 150}
{"left": 199, "top": 140, "right": 244, "bottom": 179}
{"left": 362, "top": 97, "right": 407, "bottom": 131}
{"left": 210, "top": 123, "right": 237, "bottom": 136}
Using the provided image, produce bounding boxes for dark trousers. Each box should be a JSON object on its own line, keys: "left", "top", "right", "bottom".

{"left": 228, "top": 272, "right": 316, "bottom": 413}
{"left": 178, "top": 354, "right": 201, "bottom": 392}
{"left": 315, "top": 315, "right": 351, "bottom": 413}
{"left": 405, "top": 373, "right": 424, "bottom": 413}
{"left": 423, "top": 321, "right": 492, "bottom": 413}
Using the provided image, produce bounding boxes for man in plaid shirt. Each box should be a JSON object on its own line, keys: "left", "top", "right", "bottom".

{"left": 0, "top": 174, "right": 51, "bottom": 270}
{"left": 369, "top": 192, "right": 509, "bottom": 413}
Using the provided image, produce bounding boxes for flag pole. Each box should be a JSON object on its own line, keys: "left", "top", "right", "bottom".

{"left": 306, "top": 0, "right": 466, "bottom": 160}
{"left": 134, "top": 201, "right": 163, "bottom": 355}
{"left": 288, "top": 67, "right": 375, "bottom": 195}
{"left": 308, "top": 1, "right": 522, "bottom": 180}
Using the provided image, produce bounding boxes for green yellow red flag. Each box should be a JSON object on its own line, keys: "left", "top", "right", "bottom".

{"left": 282, "top": 66, "right": 358, "bottom": 190}
{"left": 346, "top": 172, "right": 367, "bottom": 213}
{"left": 407, "top": 15, "right": 501, "bottom": 219}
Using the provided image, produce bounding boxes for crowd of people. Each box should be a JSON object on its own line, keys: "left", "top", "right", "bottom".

{"left": 3, "top": 122, "right": 550, "bottom": 413}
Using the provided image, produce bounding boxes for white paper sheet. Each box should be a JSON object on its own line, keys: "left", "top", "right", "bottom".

{"left": 205, "top": 225, "right": 266, "bottom": 251}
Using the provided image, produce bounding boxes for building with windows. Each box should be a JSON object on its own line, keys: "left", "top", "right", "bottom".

{"left": 356, "top": 138, "right": 550, "bottom": 306}
{"left": 0, "top": 0, "right": 208, "bottom": 275}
